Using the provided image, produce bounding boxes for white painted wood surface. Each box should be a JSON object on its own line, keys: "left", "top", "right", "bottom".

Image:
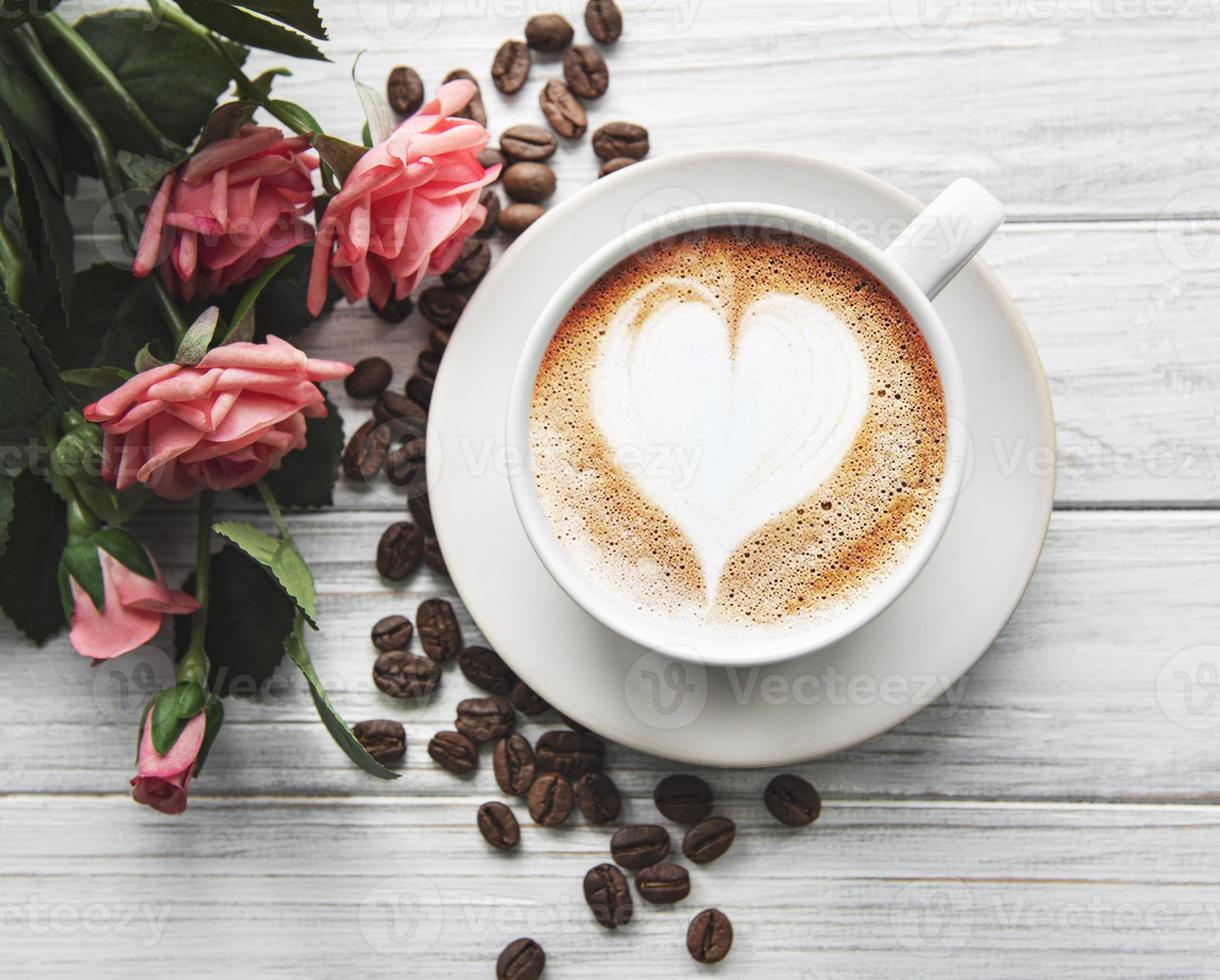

{"left": 5, "top": 1, "right": 1220, "bottom": 977}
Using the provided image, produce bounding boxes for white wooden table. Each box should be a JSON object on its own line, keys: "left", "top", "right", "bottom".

{"left": 5, "top": 1, "right": 1220, "bottom": 976}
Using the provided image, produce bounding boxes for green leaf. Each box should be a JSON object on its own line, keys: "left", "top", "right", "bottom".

{"left": 59, "top": 538, "right": 104, "bottom": 613}
{"left": 0, "top": 473, "right": 13, "bottom": 557}
{"left": 248, "top": 391, "right": 342, "bottom": 507}
{"left": 193, "top": 698, "right": 224, "bottom": 775}
{"left": 60, "top": 366, "right": 132, "bottom": 388}
{"left": 269, "top": 97, "right": 320, "bottom": 133}
{"left": 177, "top": 0, "right": 326, "bottom": 60}
{"left": 40, "top": 266, "right": 160, "bottom": 375}
{"left": 218, "top": 244, "right": 334, "bottom": 341}
{"left": 116, "top": 149, "right": 182, "bottom": 191}
{"left": 92, "top": 526, "right": 155, "bottom": 580}
{"left": 0, "top": 470, "right": 67, "bottom": 643}
{"left": 174, "top": 545, "right": 295, "bottom": 697}
{"left": 212, "top": 519, "right": 316, "bottom": 626}
{"left": 236, "top": 0, "right": 327, "bottom": 40}
{"left": 150, "top": 681, "right": 206, "bottom": 755}
{"left": 312, "top": 133, "right": 366, "bottom": 184}
{"left": 221, "top": 252, "right": 294, "bottom": 344}
{"left": 284, "top": 616, "right": 398, "bottom": 780}
{"left": 0, "top": 38, "right": 61, "bottom": 187}
{"left": 174, "top": 306, "right": 221, "bottom": 365}
{"left": 0, "top": 298, "right": 53, "bottom": 434}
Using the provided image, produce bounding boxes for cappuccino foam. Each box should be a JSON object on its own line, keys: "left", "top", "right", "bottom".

{"left": 528, "top": 229, "right": 947, "bottom": 637}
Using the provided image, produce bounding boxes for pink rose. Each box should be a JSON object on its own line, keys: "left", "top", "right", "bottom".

{"left": 84, "top": 336, "right": 352, "bottom": 500}
{"left": 307, "top": 80, "right": 500, "bottom": 316}
{"left": 68, "top": 547, "right": 199, "bottom": 661}
{"left": 134, "top": 125, "right": 318, "bottom": 302}
{"left": 131, "top": 711, "right": 207, "bottom": 815}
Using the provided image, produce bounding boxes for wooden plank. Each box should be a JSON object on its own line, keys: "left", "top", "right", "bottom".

{"left": 1, "top": 511, "right": 1216, "bottom": 802}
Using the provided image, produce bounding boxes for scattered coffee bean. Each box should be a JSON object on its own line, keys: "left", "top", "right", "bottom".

{"left": 423, "top": 534, "right": 448, "bottom": 576}
{"left": 503, "top": 162, "right": 556, "bottom": 204}
{"left": 384, "top": 445, "right": 421, "bottom": 488}
{"left": 599, "top": 156, "right": 636, "bottom": 178}
{"left": 416, "top": 597, "right": 461, "bottom": 663}
{"left": 525, "top": 13, "right": 573, "bottom": 51}
{"left": 441, "top": 238, "right": 492, "bottom": 290}
{"left": 592, "top": 121, "right": 649, "bottom": 161}
{"left": 499, "top": 203, "right": 545, "bottom": 236}
{"left": 376, "top": 521, "right": 424, "bottom": 580}
{"left": 583, "top": 863, "right": 632, "bottom": 929}
{"left": 510, "top": 679, "right": 550, "bottom": 716}
{"left": 683, "top": 816, "right": 736, "bottom": 864}
{"left": 563, "top": 45, "right": 608, "bottom": 99}
{"left": 459, "top": 645, "right": 516, "bottom": 694}
{"left": 763, "top": 773, "right": 821, "bottom": 827}
{"left": 402, "top": 436, "right": 427, "bottom": 461}
{"left": 611, "top": 824, "right": 670, "bottom": 870}
{"left": 539, "top": 79, "right": 587, "bottom": 139}
{"left": 456, "top": 696, "right": 516, "bottom": 742}
{"left": 477, "top": 187, "right": 500, "bottom": 237}
{"left": 444, "top": 69, "right": 487, "bottom": 126}
{"left": 636, "top": 862, "right": 690, "bottom": 904}
{"left": 343, "top": 419, "right": 391, "bottom": 482}
{"left": 687, "top": 908, "right": 733, "bottom": 964}
{"left": 654, "top": 774, "right": 714, "bottom": 823}
{"left": 528, "top": 771, "right": 574, "bottom": 826}
{"left": 585, "top": 0, "right": 623, "bottom": 43}
{"left": 345, "top": 357, "right": 393, "bottom": 399}
{"left": 417, "top": 350, "right": 441, "bottom": 379}
{"left": 387, "top": 66, "right": 424, "bottom": 116}
{"left": 353, "top": 720, "right": 407, "bottom": 763}
{"left": 536, "top": 730, "right": 603, "bottom": 777}
{"left": 371, "top": 614, "right": 413, "bottom": 651}
{"left": 428, "top": 730, "right": 478, "bottom": 774}
{"left": 500, "top": 124, "right": 557, "bottom": 161}
{"left": 429, "top": 326, "right": 452, "bottom": 354}
{"left": 419, "top": 285, "right": 467, "bottom": 327}
{"left": 494, "top": 733, "right": 537, "bottom": 796}
{"left": 374, "top": 391, "right": 426, "bottom": 437}
{"left": 406, "top": 374, "right": 433, "bottom": 410}
{"left": 368, "top": 293, "right": 413, "bottom": 323}
{"left": 491, "top": 38, "right": 531, "bottom": 94}
{"left": 574, "top": 771, "right": 621, "bottom": 824}
{"left": 479, "top": 146, "right": 506, "bottom": 173}
{"left": 497, "top": 938, "right": 545, "bottom": 980}
{"left": 478, "top": 801, "right": 521, "bottom": 850}
{"left": 373, "top": 649, "right": 440, "bottom": 699}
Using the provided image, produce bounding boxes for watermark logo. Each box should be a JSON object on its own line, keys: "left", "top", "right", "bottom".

{"left": 624, "top": 649, "right": 709, "bottom": 730}
{"left": 354, "top": 0, "right": 445, "bottom": 43}
{"left": 1157, "top": 188, "right": 1220, "bottom": 272}
{"left": 890, "top": 880, "right": 975, "bottom": 955}
{"left": 90, "top": 645, "right": 177, "bottom": 727}
{"left": 359, "top": 875, "right": 445, "bottom": 954}
{"left": 1157, "top": 645, "right": 1220, "bottom": 731}
{"left": 891, "top": 0, "right": 975, "bottom": 42}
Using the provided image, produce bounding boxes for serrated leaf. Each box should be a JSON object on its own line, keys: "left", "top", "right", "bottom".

{"left": 212, "top": 519, "right": 316, "bottom": 626}
{"left": 237, "top": 0, "right": 327, "bottom": 39}
{"left": 0, "top": 471, "right": 68, "bottom": 644}
{"left": 0, "top": 474, "right": 13, "bottom": 557}
{"left": 177, "top": 0, "right": 326, "bottom": 60}
{"left": 247, "top": 392, "right": 342, "bottom": 507}
{"left": 352, "top": 55, "right": 394, "bottom": 145}
{"left": 0, "top": 299, "right": 53, "bottom": 433}
{"left": 60, "top": 366, "right": 133, "bottom": 388}
{"left": 40, "top": 266, "right": 160, "bottom": 375}
{"left": 284, "top": 617, "right": 398, "bottom": 780}
{"left": 221, "top": 252, "right": 294, "bottom": 344}
{"left": 0, "top": 39, "right": 61, "bottom": 187}
{"left": 151, "top": 681, "right": 206, "bottom": 755}
{"left": 92, "top": 526, "right": 155, "bottom": 580}
{"left": 312, "top": 133, "right": 366, "bottom": 184}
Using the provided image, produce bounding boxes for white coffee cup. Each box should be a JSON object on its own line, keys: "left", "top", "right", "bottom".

{"left": 506, "top": 179, "right": 1004, "bottom": 667}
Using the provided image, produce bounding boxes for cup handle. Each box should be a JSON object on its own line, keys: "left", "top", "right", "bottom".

{"left": 884, "top": 178, "right": 1005, "bottom": 300}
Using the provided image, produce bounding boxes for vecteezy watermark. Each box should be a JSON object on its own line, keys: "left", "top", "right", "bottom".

{"left": 624, "top": 649, "right": 709, "bottom": 730}
{"left": 1156, "top": 645, "right": 1220, "bottom": 731}
{"left": 359, "top": 875, "right": 446, "bottom": 954}
{"left": 0, "top": 898, "right": 170, "bottom": 946}
{"left": 90, "top": 645, "right": 177, "bottom": 727}
{"left": 1157, "top": 188, "right": 1220, "bottom": 273}
{"left": 890, "top": 880, "right": 976, "bottom": 955}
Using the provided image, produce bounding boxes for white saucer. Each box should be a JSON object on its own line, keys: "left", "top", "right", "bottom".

{"left": 429, "top": 151, "right": 1055, "bottom": 767}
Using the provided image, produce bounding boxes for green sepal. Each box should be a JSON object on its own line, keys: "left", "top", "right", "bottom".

{"left": 133, "top": 343, "right": 165, "bottom": 372}
{"left": 58, "top": 538, "right": 104, "bottom": 614}
{"left": 312, "top": 133, "right": 366, "bottom": 184}
{"left": 174, "top": 307, "right": 221, "bottom": 365}
{"left": 150, "top": 680, "right": 207, "bottom": 756}
{"left": 220, "top": 252, "right": 294, "bottom": 345}
{"left": 116, "top": 149, "right": 184, "bottom": 190}
{"left": 92, "top": 526, "right": 156, "bottom": 580}
{"left": 212, "top": 519, "right": 316, "bottom": 627}
{"left": 60, "top": 366, "right": 133, "bottom": 388}
{"left": 269, "top": 98, "right": 321, "bottom": 134}
{"left": 193, "top": 697, "right": 225, "bottom": 776}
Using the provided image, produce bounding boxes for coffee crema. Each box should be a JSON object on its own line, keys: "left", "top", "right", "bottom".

{"left": 528, "top": 229, "right": 947, "bottom": 636}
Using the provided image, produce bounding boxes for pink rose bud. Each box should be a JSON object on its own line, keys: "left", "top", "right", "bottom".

{"left": 131, "top": 710, "right": 207, "bottom": 815}
{"left": 134, "top": 125, "right": 319, "bottom": 302}
{"left": 83, "top": 337, "right": 352, "bottom": 500}
{"left": 307, "top": 79, "right": 501, "bottom": 316}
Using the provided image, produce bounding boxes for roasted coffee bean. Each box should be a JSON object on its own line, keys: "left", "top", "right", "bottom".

{"left": 371, "top": 614, "right": 413, "bottom": 651}
{"left": 592, "top": 121, "right": 649, "bottom": 161}
{"left": 563, "top": 45, "right": 608, "bottom": 99}
{"left": 444, "top": 69, "right": 487, "bottom": 126}
{"left": 503, "top": 162, "right": 556, "bottom": 204}
{"left": 574, "top": 771, "right": 621, "bottom": 824}
{"left": 479, "top": 146, "right": 506, "bottom": 172}
{"left": 491, "top": 38, "right": 531, "bottom": 94}
{"left": 459, "top": 645, "right": 516, "bottom": 694}
{"left": 477, "top": 187, "right": 500, "bottom": 237}
{"left": 610, "top": 824, "right": 670, "bottom": 870}
{"left": 636, "top": 862, "right": 690, "bottom": 904}
{"left": 374, "top": 391, "right": 426, "bottom": 437}
{"left": 539, "top": 79, "right": 587, "bottom": 139}
{"left": 494, "top": 733, "right": 537, "bottom": 796}
{"left": 373, "top": 649, "right": 440, "bottom": 699}
{"left": 345, "top": 357, "right": 392, "bottom": 399}
{"left": 343, "top": 419, "right": 391, "bottom": 482}
{"left": 429, "top": 326, "right": 452, "bottom": 354}
{"left": 497, "top": 938, "right": 545, "bottom": 980}
{"left": 528, "top": 771, "right": 574, "bottom": 826}
{"left": 764, "top": 773, "right": 821, "bottom": 826}
{"left": 683, "top": 816, "right": 736, "bottom": 864}
{"left": 536, "top": 730, "right": 603, "bottom": 777}
{"left": 417, "top": 350, "right": 441, "bottom": 379}
{"left": 501, "top": 124, "right": 557, "bottom": 161}
{"left": 525, "top": 13, "right": 573, "bottom": 51}
{"left": 687, "top": 908, "right": 733, "bottom": 964}
{"left": 416, "top": 597, "right": 461, "bottom": 662}
{"left": 387, "top": 65, "right": 424, "bottom": 115}
{"left": 406, "top": 374, "right": 433, "bottom": 410}
{"left": 585, "top": 0, "right": 623, "bottom": 43}
{"left": 654, "top": 774, "right": 714, "bottom": 823}
{"left": 376, "top": 521, "right": 424, "bottom": 580}
{"left": 368, "top": 293, "right": 413, "bottom": 323}
{"left": 419, "top": 285, "right": 467, "bottom": 327}
{"left": 441, "top": 238, "right": 491, "bottom": 289}
{"left": 423, "top": 535, "right": 448, "bottom": 576}
{"left": 353, "top": 720, "right": 407, "bottom": 763}
{"left": 428, "top": 730, "right": 478, "bottom": 774}
{"left": 498, "top": 203, "right": 545, "bottom": 236}
{"left": 456, "top": 696, "right": 516, "bottom": 742}
{"left": 510, "top": 679, "right": 550, "bottom": 716}
{"left": 384, "top": 445, "right": 421, "bottom": 487}
{"left": 599, "top": 156, "right": 636, "bottom": 178}
{"left": 402, "top": 436, "right": 427, "bottom": 461}
{"left": 583, "top": 863, "right": 632, "bottom": 929}
{"left": 478, "top": 801, "right": 521, "bottom": 850}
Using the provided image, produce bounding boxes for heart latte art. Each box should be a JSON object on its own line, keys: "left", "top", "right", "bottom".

{"left": 529, "top": 231, "right": 947, "bottom": 636}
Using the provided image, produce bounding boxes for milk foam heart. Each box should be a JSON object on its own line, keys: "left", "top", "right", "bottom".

{"left": 590, "top": 282, "right": 870, "bottom": 601}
